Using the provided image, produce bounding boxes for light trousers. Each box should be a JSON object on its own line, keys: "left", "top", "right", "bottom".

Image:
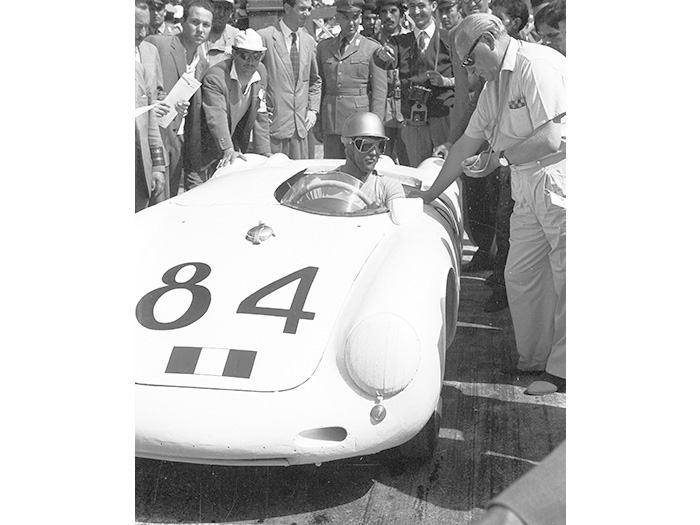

{"left": 506, "top": 156, "right": 566, "bottom": 378}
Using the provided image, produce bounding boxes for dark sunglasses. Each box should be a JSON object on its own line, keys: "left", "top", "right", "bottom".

{"left": 235, "top": 49, "right": 264, "bottom": 61}
{"left": 353, "top": 137, "right": 387, "bottom": 154}
{"left": 461, "top": 33, "right": 484, "bottom": 68}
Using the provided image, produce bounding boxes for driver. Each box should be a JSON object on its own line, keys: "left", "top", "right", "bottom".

{"left": 333, "top": 112, "right": 406, "bottom": 208}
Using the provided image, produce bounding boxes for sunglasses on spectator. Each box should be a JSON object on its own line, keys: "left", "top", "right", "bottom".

{"left": 461, "top": 34, "right": 484, "bottom": 68}
{"left": 235, "top": 49, "right": 264, "bottom": 61}
{"left": 352, "top": 137, "right": 387, "bottom": 154}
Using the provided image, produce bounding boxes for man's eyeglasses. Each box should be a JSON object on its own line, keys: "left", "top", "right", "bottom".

{"left": 235, "top": 49, "right": 264, "bottom": 61}
{"left": 352, "top": 137, "right": 387, "bottom": 154}
{"left": 461, "top": 33, "right": 484, "bottom": 68}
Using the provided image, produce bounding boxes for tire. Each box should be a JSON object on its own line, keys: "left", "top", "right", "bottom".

{"left": 397, "top": 402, "right": 442, "bottom": 462}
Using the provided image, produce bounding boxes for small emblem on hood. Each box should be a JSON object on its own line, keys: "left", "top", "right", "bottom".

{"left": 246, "top": 222, "right": 275, "bottom": 245}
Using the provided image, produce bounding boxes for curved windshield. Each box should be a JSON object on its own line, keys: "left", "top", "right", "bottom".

{"left": 279, "top": 171, "right": 389, "bottom": 217}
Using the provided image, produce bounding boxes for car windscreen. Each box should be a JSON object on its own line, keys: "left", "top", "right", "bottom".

{"left": 278, "top": 171, "right": 390, "bottom": 217}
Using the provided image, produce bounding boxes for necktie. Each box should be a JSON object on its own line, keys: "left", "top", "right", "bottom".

{"left": 418, "top": 31, "right": 427, "bottom": 53}
{"left": 290, "top": 31, "right": 299, "bottom": 84}
{"left": 340, "top": 38, "right": 349, "bottom": 55}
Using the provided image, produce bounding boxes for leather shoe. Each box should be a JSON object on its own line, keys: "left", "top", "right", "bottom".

{"left": 524, "top": 372, "right": 566, "bottom": 395}
{"left": 462, "top": 250, "right": 494, "bottom": 273}
{"left": 484, "top": 288, "right": 508, "bottom": 312}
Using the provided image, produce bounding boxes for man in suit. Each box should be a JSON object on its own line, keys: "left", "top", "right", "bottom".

{"left": 146, "top": 0, "right": 213, "bottom": 198}
{"left": 317, "top": 0, "right": 387, "bottom": 159}
{"left": 136, "top": 61, "right": 166, "bottom": 212}
{"left": 201, "top": 29, "right": 271, "bottom": 173}
{"left": 258, "top": 0, "right": 321, "bottom": 159}
{"left": 374, "top": 0, "right": 454, "bottom": 167}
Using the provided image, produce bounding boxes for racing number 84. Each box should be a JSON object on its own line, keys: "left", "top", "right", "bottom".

{"left": 136, "top": 263, "right": 318, "bottom": 334}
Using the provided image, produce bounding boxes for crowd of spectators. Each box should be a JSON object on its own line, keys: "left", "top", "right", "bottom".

{"left": 135, "top": 0, "right": 566, "bottom": 396}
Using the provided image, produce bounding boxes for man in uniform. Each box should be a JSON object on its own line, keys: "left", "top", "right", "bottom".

{"left": 437, "top": 0, "right": 462, "bottom": 30}
{"left": 317, "top": 0, "right": 387, "bottom": 159}
{"left": 258, "top": 0, "right": 322, "bottom": 159}
{"left": 374, "top": 0, "right": 454, "bottom": 167}
{"left": 414, "top": 14, "right": 566, "bottom": 395}
{"left": 148, "top": 0, "right": 180, "bottom": 35}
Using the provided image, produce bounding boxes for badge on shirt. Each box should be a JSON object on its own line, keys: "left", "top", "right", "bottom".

{"left": 509, "top": 98, "right": 526, "bottom": 109}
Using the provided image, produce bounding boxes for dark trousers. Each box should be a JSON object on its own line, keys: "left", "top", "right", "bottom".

{"left": 322, "top": 134, "right": 346, "bottom": 159}
{"left": 463, "top": 170, "right": 500, "bottom": 256}
{"left": 493, "top": 167, "right": 515, "bottom": 285}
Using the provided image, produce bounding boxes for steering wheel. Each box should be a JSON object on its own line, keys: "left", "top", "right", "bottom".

{"left": 298, "top": 179, "right": 374, "bottom": 207}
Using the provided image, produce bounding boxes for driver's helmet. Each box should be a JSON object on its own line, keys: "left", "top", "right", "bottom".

{"left": 341, "top": 111, "right": 389, "bottom": 140}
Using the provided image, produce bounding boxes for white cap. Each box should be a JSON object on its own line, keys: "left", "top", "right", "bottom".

{"left": 233, "top": 28, "right": 267, "bottom": 52}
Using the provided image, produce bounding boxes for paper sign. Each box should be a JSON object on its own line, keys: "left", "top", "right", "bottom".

{"left": 158, "top": 72, "right": 202, "bottom": 128}
{"left": 135, "top": 104, "right": 156, "bottom": 118}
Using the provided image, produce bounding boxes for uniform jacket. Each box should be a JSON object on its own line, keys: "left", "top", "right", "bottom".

{"left": 144, "top": 34, "right": 210, "bottom": 172}
{"left": 258, "top": 22, "right": 322, "bottom": 141}
{"left": 374, "top": 27, "right": 454, "bottom": 120}
{"left": 317, "top": 32, "right": 387, "bottom": 135}
{"left": 201, "top": 59, "right": 271, "bottom": 166}
{"left": 135, "top": 61, "right": 164, "bottom": 199}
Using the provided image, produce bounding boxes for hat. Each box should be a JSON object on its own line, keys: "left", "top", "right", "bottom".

{"left": 376, "top": 0, "right": 406, "bottom": 10}
{"left": 149, "top": 0, "right": 166, "bottom": 7}
{"left": 362, "top": 0, "right": 378, "bottom": 11}
{"left": 233, "top": 28, "right": 267, "bottom": 52}
{"left": 213, "top": 0, "right": 236, "bottom": 4}
{"left": 335, "top": 0, "right": 364, "bottom": 13}
{"left": 437, "top": 0, "right": 457, "bottom": 8}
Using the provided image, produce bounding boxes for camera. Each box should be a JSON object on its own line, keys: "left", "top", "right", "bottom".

{"left": 407, "top": 84, "right": 432, "bottom": 105}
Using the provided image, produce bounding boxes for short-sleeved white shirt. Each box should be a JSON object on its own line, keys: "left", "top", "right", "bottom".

{"left": 360, "top": 172, "right": 406, "bottom": 207}
{"left": 465, "top": 39, "right": 566, "bottom": 157}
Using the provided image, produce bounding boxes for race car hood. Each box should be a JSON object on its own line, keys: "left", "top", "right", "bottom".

{"left": 135, "top": 194, "right": 390, "bottom": 393}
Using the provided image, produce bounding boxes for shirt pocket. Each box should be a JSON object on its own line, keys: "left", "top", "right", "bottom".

{"left": 348, "top": 57, "right": 370, "bottom": 79}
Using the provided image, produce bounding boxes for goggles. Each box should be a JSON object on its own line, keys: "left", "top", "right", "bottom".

{"left": 235, "top": 49, "right": 264, "bottom": 61}
{"left": 352, "top": 137, "right": 387, "bottom": 154}
{"left": 461, "top": 33, "right": 484, "bottom": 68}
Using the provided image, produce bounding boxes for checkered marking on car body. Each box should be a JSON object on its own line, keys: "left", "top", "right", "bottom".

{"left": 166, "top": 346, "right": 257, "bottom": 378}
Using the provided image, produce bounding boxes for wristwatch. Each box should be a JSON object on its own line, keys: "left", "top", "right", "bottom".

{"left": 498, "top": 150, "right": 511, "bottom": 167}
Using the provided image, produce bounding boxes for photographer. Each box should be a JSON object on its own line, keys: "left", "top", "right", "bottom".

{"left": 373, "top": 0, "right": 454, "bottom": 167}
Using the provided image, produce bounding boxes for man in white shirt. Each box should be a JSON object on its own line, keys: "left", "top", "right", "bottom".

{"left": 415, "top": 14, "right": 566, "bottom": 396}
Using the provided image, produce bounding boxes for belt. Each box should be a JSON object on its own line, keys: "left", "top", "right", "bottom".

{"left": 514, "top": 150, "right": 566, "bottom": 171}
{"left": 327, "top": 86, "right": 368, "bottom": 96}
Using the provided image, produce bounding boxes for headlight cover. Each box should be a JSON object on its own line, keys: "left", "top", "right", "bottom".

{"left": 344, "top": 313, "right": 421, "bottom": 397}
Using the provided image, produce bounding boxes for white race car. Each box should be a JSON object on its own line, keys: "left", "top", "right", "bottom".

{"left": 135, "top": 154, "right": 463, "bottom": 466}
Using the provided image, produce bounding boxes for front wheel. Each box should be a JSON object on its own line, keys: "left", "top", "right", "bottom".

{"left": 397, "top": 399, "right": 442, "bottom": 462}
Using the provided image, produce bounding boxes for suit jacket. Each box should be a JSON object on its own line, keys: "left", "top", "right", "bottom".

{"left": 137, "top": 41, "right": 164, "bottom": 101}
{"left": 374, "top": 27, "right": 454, "bottom": 120}
{"left": 144, "top": 34, "right": 210, "bottom": 172}
{"left": 135, "top": 61, "right": 164, "bottom": 199}
{"left": 258, "top": 22, "right": 321, "bottom": 140}
{"left": 201, "top": 59, "right": 271, "bottom": 167}
{"left": 317, "top": 32, "right": 387, "bottom": 135}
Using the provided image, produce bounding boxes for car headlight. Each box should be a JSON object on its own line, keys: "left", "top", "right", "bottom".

{"left": 344, "top": 313, "right": 421, "bottom": 398}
